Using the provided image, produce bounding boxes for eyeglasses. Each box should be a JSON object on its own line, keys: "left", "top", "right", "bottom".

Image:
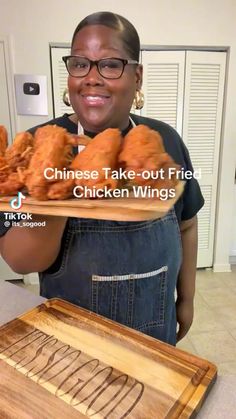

{"left": 62, "top": 56, "right": 139, "bottom": 79}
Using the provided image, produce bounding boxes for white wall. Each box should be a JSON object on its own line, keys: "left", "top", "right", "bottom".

{"left": 0, "top": 0, "right": 236, "bottom": 270}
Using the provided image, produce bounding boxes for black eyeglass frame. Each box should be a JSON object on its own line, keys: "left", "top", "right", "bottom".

{"left": 62, "top": 55, "right": 139, "bottom": 79}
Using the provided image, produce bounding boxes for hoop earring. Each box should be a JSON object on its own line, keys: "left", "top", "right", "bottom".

{"left": 63, "top": 88, "right": 71, "bottom": 106}
{"left": 133, "top": 89, "right": 144, "bottom": 110}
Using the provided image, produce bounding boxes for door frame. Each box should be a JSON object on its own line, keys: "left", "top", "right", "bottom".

{"left": 0, "top": 36, "right": 22, "bottom": 281}
{"left": 0, "top": 35, "right": 17, "bottom": 138}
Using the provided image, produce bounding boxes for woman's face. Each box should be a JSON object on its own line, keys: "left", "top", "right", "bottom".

{"left": 68, "top": 25, "right": 143, "bottom": 132}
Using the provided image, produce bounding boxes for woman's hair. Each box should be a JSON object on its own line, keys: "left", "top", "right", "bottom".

{"left": 71, "top": 11, "right": 140, "bottom": 61}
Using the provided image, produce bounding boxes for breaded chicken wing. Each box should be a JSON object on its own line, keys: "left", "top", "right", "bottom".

{"left": 0, "top": 171, "right": 25, "bottom": 195}
{"left": 0, "top": 125, "right": 8, "bottom": 157}
{"left": 0, "top": 129, "right": 34, "bottom": 195}
{"left": 118, "top": 125, "right": 180, "bottom": 189}
{"left": 0, "top": 156, "right": 10, "bottom": 183}
{"left": 70, "top": 128, "right": 122, "bottom": 197}
{"left": 47, "top": 176, "right": 75, "bottom": 200}
{"left": 47, "top": 135, "right": 92, "bottom": 200}
{"left": 25, "top": 125, "right": 75, "bottom": 200}
{"left": 5, "top": 131, "right": 34, "bottom": 170}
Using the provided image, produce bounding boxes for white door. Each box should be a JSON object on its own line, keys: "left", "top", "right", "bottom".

{"left": 0, "top": 41, "right": 13, "bottom": 138}
{"left": 141, "top": 49, "right": 226, "bottom": 268}
{"left": 0, "top": 39, "right": 22, "bottom": 281}
{"left": 141, "top": 50, "right": 185, "bottom": 135}
{"left": 182, "top": 51, "right": 226, "bottom": 267}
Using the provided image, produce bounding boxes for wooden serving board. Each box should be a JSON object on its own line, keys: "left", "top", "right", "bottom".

{"left": 0, "top": 182, "right": 184, "bottom": 221}
{"left": 0, "top": 299, "right": 217, "bottom": 418}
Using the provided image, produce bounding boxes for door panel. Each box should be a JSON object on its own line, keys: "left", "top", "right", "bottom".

{"left": 0, "top": 40, "right": 22, "bottom": 281}
{"left": 141, "top": 50, "right": 185, "bottom": 135}
{"left": 183, "top": 51, "right": 226, "bottom": 267}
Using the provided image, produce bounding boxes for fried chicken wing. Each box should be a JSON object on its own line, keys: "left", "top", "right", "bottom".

{"left": 70, "top": 128, "right": 122, "bottom": 197}
{"left": 46, "top": 135, "right": 92, "bottom": 200}
{"left": 0, "top": 129, "right": 34, "bottom": 195}
{"left": 47, "top": 176, "right": 75, "bottom": 200}
{"left": 0, "top": 156, "right": 10, "bottom": 182}
{"left": 0, "top": 125, "right": 8, "bottom": 157}
{"left": 118, "top": 125, "right": 180, "bottom": 190}
{"left": 5, "top": 131, "right": 34, "bottom": 170}
{"left": 25, "top": 125, "right": 75, "bottom": 200}
{"left": 0, "top": 171, "right": 25, "bottom": 195}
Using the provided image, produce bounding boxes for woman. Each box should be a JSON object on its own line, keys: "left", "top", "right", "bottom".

{"left": 0, "top": 11, "right": 204, "bottom": 345}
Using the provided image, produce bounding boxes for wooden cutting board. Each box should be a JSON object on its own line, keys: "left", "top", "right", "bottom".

{"left": 0, "top": 182, "right": 184, "bottom": 221}
{"left": 0, "top": 299, "right": 217, "bottom": 418}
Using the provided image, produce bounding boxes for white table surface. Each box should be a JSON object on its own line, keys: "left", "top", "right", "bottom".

{"left": 0, "top": 280, "right": 235, "bottom": 418}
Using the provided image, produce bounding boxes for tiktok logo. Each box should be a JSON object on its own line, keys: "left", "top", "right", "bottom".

{"left": 10, "top": 192, "right": 26, "bottom": 210}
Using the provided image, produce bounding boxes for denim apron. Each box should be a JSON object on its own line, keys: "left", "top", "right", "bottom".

{"left": 39, "top": 208, "right": 182, "bottom": 345}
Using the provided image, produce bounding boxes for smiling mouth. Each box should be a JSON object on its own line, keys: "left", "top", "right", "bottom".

{"left": 81, "top": 95, "right": 110, "bottom": 106}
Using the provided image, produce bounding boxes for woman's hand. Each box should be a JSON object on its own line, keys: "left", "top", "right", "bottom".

{"left": 176, "top": 297, "right": 194, "bottom": 342}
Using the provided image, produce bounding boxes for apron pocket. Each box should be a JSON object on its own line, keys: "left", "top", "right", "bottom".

{"left": 91, "top": 266, "right": 168, "bottom": 329}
